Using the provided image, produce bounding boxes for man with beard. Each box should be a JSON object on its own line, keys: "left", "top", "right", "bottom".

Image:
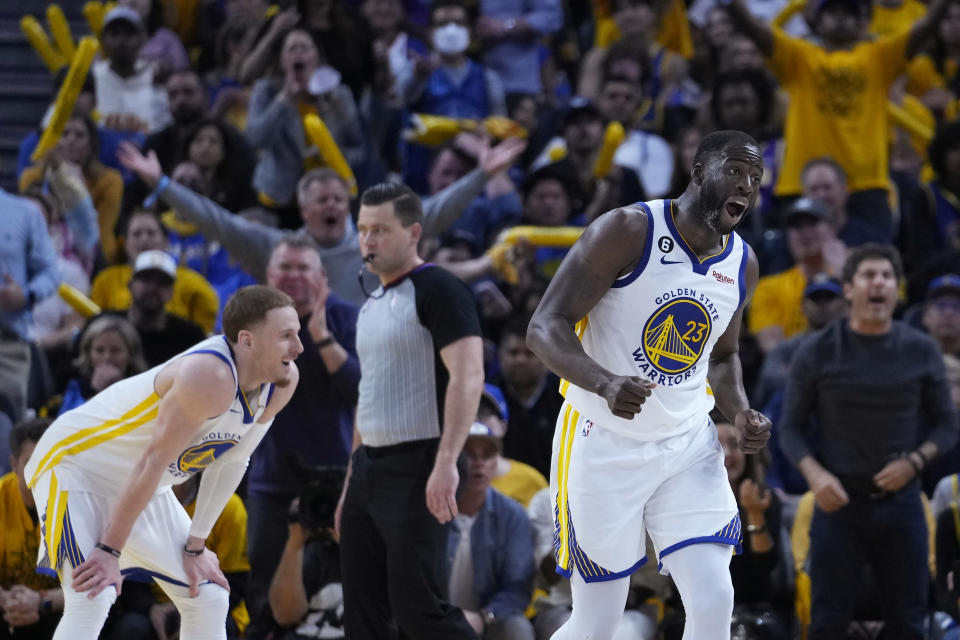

{"left": 527, "top": 130, "right": 772, "bottom": 640}
{"left": 97, "top": 250, "right": 205, "bottom": 367}
{"left": 122, "top": 70, "right": 255, "bottom": 213}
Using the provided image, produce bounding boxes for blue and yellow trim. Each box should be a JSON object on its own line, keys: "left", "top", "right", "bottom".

{"left": 662, "top": 199, "right": 734, "bottom": 275}
{"left": 558, "top": 319, "right": 589, "bottom": 397}
{"left": 29, "top": 393, "right": 160, "bottom": 487}
{"left": 736, "top": 239, "right": 749, "bottom": 310}
{"left": 656, "top": 513, "right": 743, "bottom": 572}
{"left": 551, "top": 404, "right": 648, "bottom": 582}
{"left": 611, "top": 201, "right": 655, "bottom": 289}
{"left": 39, "top": 473, "right": 86, "bottom": 575}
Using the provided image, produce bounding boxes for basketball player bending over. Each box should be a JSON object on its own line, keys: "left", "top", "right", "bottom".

{"left": 528, "top": 130, "right": 772, "bottom": 640}
{"left": 24, "top": 285, "right": 303, "bottom": 640}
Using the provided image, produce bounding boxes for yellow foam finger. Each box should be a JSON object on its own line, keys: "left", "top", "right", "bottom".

{"left": 47, "top": 5, "right": 76, "bottom": 61}
{"left": 83, "top": 1, "right": 106, "bottom": 38}
{"left": 20, "top": 15, "right": 66, "bottom": 73}
{"left": 32, "top": 37, "right": 100, "bottom": 162}
{"left": 593, "top": 121, "right": 625, "bottom": 179}
{"left": 498, "top": 226, "right": 584, "bottom": 248}
{"left": 303, "top": 113, "right": 358, "bottom": 196}
{"left": 59, "top": 282, "right": 101, "bottom": 318}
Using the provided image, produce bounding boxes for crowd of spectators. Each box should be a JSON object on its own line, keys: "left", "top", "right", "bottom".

{"left": 4, "top": 0, "right": 960, "bottom": 637}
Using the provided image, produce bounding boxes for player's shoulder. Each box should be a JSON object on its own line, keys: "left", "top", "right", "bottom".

{"left": 587, "top": 202, "right": 652, "bottom": 244}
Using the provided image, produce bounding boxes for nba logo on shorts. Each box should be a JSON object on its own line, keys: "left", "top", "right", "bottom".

{"left": 582, "top": 420, "right": 593, "bottom": 437}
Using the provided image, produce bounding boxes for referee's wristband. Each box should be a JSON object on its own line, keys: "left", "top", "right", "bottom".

{"left": 95, "top": 542, "right": 122, "bottom": 558}
{"left": 143, "top": 175, "right": 171, "bottom": 208}
{"left": 183, "top": 544, "right": 205, "bottom": 557}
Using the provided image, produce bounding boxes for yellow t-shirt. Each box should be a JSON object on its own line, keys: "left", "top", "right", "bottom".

{"left": 20, "top": 165, "right": 125, "bottom": 264}
{"left": 491, "top": 459, "right": 548, "bottom": 508}
{"left": 0, "top": 472, "right": 60, "bottom": 591}
{"left": 870, "top": 0, "right": 926, "bottom": 37}
{"left": 906, "top": 54, "right": 958, "bottom": 96}
{"left": 747, "top": 265, "right": 808, "bottom": 338}
{"left": 768, "top": 27, "right": 911, "bottom": 195}
{"left": 90, "top": 264, "right": 219, "bottom": 334}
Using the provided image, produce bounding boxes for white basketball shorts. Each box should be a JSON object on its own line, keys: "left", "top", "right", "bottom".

{"left": 551, "top": 401, "right": 741, "bottom": 582}
{"left": 31, "top": 468, "right": 199, "bottom": 588}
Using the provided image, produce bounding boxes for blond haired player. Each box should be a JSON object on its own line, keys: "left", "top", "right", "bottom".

{"left": 24, "top": 285, "right": 303, "bottom": 640}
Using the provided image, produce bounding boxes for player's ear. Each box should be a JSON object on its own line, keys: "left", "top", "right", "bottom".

{"left": 691, "top": 163, "right": 704, "bottom": 186}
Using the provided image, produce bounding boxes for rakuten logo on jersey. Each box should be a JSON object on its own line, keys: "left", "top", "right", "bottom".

{"left": 712, "top": 270, "right": 734, "bottom": 285}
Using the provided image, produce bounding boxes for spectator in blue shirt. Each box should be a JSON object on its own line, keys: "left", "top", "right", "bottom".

{"left": 0, "top": 189, "right": 60, "bottom": 422}
{"left": 475, "top": 0, "right": 564, "bottom": 95}
{"left": 442, "top": 423, "right": 535, "bottom": 640}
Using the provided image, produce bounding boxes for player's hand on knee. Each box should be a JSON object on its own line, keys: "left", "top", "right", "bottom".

{"left": 183, "top": 548, "right": 230, "bottom": 598}
{"left": 809, "top": 469, "right": 849, "bottom": 512}
{"left": 73, "top": 546, "right": 123, "bottom": 598}
{"left": 734, "top": 409, "right": 771, "bottom": 454}
{"left": 600, "top": 375, "right": 656, "bottom": 420}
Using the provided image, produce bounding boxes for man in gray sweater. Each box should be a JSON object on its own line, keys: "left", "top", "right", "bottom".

{"left": 780, "top": 243, "right": 958, "bottom": 640}
{"left": 117, "top": 138, "right": 525, "bottom": 305}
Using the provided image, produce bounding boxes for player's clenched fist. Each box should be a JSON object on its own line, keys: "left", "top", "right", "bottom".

{"left": 734, "top": 409, "right": 771, "bottom": 454}
{"left": 599, "top": 375, "right": 657, "bottom": 420}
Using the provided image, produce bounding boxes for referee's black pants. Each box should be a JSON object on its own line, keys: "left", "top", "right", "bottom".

{"left": 340, "top": 438, "right": 478, "bottom": 640}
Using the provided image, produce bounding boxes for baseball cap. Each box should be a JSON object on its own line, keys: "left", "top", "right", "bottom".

{"left": 804, "top": 273, "right": 843, "bottom": 298}
{"left": 480, "top": 383, "right": 509, "bottom": 422}
{"left": 783, "top": 197, "right": 832, "bottom": 227}
{"left": 132, "top": 250, "right": 177, "bottom": 281}
{"left": 466, "top": 422, "right": 502, "bottom": 448}
{"left": 927, "top": 274, "right": 960, "bottom": 300}
{"left": 103, "top": 6, "right": 144, "bottom": 31}
{"left": 563, "top": 97, "right": 602, "bottom": 128}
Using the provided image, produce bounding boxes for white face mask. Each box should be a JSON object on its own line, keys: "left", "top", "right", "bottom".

{"left": 308, "top": 65, "right": 342, "bottom": 95}
{"left": 432, "top": 22, "right": 469, "bottom": 55}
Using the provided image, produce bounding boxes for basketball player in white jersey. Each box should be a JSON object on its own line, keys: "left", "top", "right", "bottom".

{"left": 23, "top": 285, "right": 303, "bottom": 640}
{"left": 528, "top": 130, "right": 772, "bottom": 640}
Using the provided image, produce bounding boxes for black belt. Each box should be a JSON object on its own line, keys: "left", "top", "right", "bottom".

{"left": 362, "top": 437, "right": 439, "bottom": 459}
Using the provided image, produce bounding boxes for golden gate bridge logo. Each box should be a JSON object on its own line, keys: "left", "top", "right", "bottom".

{"left": 177, "top": 440, "right": 237, "bottom": 473}
{"left": 641, "top": 299, "right": 711, "bottom": 374}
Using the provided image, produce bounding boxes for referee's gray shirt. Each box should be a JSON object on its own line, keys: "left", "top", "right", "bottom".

{"left": 356, "top": 263, "right": 482, "bottom": 447}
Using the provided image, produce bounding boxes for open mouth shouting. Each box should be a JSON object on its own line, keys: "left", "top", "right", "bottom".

{"left": 723, "top": 197, "right": 749, "bottom": 221}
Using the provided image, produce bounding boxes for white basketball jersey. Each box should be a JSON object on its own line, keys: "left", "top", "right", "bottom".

{"left": 561, "top": 199, "right": 749, "bottom": 441}
{"left": 26, "top": 335, "right": 274, "bottom": 496}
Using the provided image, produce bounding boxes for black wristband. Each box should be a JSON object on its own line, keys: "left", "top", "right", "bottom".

{"left": 183, "top": 544, "right": 204, "bottom": 557}
{"left": 915, "top": 448, "right": 931, "bottom": 466}
{"left": 317, "top": 336, "right": 336, "bottom": 349}
{"left": 95, "top": 542, "right": 122, "bottom": 558}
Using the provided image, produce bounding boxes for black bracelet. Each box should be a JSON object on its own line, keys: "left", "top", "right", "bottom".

{"left": 915, "top": 448, "right": 931, "bottom": 466}
{"left": 95, "top": 542, "right": 122, "bottom": 558}
{"left": 183, "top": 544, "right": 204, "bottom": 557}
{"left": 317, "top": 336, "right": 336, "bottom": 349}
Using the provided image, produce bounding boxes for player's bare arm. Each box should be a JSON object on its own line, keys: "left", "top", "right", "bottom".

{"left": 528, "top": 206, "right": 657, "bottom": 420}
{"left": 72, "top": 356, "right": 236, "bottom": 597}
{"left": 707, "top": 248, "right": 771, "bottom": 454}
{"left": 427, "top": 335, "right": 485, "bottom": 524}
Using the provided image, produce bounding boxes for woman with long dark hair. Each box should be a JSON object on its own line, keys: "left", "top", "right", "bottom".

{"left": 20, "top": 114, "right": 124, "bottom": 264}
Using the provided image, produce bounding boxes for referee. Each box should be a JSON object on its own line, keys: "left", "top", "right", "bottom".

{"left": 336, "top": 182, "right": 483, "bottom": 639}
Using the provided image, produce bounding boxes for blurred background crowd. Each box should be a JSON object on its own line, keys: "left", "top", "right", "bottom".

{"left": 3, "top": 0, "right": 960, "bottom": 638}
